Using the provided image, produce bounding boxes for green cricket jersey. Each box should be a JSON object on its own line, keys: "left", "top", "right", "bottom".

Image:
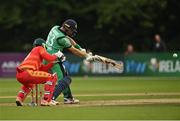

{"left": 45, "top": 25, "right": 80, "bottom": 99}
{"left": 46, "top": 25, "right": 72, "bottom": 54}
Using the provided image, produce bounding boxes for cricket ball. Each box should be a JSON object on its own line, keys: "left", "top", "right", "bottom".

{"left": 173, "top": 53, "right": 178, "bottom": 58}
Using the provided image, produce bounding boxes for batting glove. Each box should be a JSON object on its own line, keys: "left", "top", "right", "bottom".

{"left": 54, "top": 51, "right": 66, "bottom": 62}
{"left": 80, "top": 48, "right": 86, "bottom": 53}
{"left": 54, "top": 50, "right": 63, "bottom": 58}
{"left": 86, "top": 54, "right": 96, "bottom": 61}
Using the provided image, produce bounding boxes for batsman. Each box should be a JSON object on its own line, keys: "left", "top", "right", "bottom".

{"left": 45, "top": 19, "right": 94, "bottom": 104}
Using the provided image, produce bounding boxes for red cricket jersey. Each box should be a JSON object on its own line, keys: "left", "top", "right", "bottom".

{"left": 18, "top": 46, "right": 57, "bottom": 71}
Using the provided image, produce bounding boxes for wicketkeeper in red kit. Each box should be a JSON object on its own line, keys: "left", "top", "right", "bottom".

{"left": 16, "top": 38, "right": 64, "bottom": 106}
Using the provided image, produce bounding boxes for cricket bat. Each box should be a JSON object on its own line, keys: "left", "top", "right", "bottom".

{"left": 94, "top": 55, "right": 123, "bottom": 69}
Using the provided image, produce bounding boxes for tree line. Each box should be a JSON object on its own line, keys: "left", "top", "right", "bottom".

{"left": 0, "top": 0, "right": 179, "bottom": 52}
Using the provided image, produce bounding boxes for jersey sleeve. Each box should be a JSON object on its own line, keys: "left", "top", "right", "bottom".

{"left": 39, "top": 47, "right": 57, "bottom": 62}
{"left": 74, "top": 44, "right": 82, "bottom": 50}
{"left": 57, "top": 37, "right": 72, "bottom": 49}
{"left": 39, "top": 63, "right": 53, "bottom": 72}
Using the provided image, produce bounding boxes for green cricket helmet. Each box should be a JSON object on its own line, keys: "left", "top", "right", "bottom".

{"left": 62, "top": 19, "right": 77, "bottom": 37}
{"left": 33, "top": 38, "right": 46, "bottom": 47}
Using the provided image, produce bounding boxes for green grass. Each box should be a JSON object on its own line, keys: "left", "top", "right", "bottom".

{"left": 1, "top": 105, "right": 180, "bottom": 120}
{"left": 0, "top": 77, "right": 180, "bottom": 120}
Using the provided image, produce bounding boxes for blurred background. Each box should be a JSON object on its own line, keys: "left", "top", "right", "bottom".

{"left": 0, "top": 0, "right": 180, "bottom": 52}
{"left": 0, "top": 0, "right": 179, "bottom": 77}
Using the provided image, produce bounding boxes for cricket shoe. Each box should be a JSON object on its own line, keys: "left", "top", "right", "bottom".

{"left": 16, "top": 97, "right": 23, "bottom": 106}
{"left": 49, "top": 100, "right": 60, "bottom": 106}
{"left": 40, "top": 100, "right": 50, "bottom": 106}
{"left": 64, "top": 98, "right": 80, "bottom": 104}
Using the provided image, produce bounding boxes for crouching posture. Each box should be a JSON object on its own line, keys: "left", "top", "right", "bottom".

{"left": 16, "top": 38, "right": 64, "bottom": 106}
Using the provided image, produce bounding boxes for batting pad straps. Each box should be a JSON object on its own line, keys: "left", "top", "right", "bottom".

{"left": 19, "top": 90, "right": 25, "bottom": 94}
{"left": 44, "top": 91, "right": 50, "bottom": 95}
{"left": 45, "top": 81, "right": 53, "bottom": 85}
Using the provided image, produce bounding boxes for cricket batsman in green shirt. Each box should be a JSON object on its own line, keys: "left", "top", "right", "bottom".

{"left": 45, "top": 19, "right": 94, "bottom": 105}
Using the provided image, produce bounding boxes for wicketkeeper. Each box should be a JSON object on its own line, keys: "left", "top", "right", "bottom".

{"left": 16, "top": 38, "right": 65, "bottom": 106}
{"left": 45, "top": 19, "right": 95, "bottom": 105}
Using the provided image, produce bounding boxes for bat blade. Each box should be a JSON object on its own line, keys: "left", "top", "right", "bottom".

{"left": 94, "top": 55, "right": 123, "bottom": 69}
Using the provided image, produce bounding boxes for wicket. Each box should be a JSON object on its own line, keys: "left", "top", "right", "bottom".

{"left": 30, "top": 84, "right": 42, "bottom": 106}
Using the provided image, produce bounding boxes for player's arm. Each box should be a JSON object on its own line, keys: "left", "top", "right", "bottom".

{"left": 66, "top": 36, "right": 77, "bottom": 46}
{"left": 68, "top": 46, "right": 87, "bottom": 57}
{"left": 58, "top": 37, "right": 93, "bottom": 60}
{"left": 59, "top": 37, "right": 87, "bottom": 57}
{"left": 39, "top": 47, "right": 58, "bottom": 62}
{"left": 68, "top": 46, "right": 95, "bottom": 62}
{"left": 39, "top": 63, "right": 53, "bottom": 72}
{"left": 66, "top": 36, "right": 85, "bottom": 51}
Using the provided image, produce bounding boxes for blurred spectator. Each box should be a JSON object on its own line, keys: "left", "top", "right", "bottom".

{"left": 124, "top": 44, "right": 135, "bottom": 55}
{"left": 152, "top": 34, "right": 167, "bottom": 52}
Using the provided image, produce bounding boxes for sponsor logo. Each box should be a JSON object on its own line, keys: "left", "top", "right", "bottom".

{"left": 159, "top": 60, "right": 180, "bottom": 73}
{"left": 125, "top": 60, "right": 146, "bottom": 73}
{"left": 91, "top": 62, "right": 123, "bottom": 74}
{"left": 63, "top": 60, "right": 124, "bottom": 74}
{"left": 1, "top": 61, "right": 20, "bottom": 73}
{"left": 149, "top": 58, "right": 180, "bottom": 73}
